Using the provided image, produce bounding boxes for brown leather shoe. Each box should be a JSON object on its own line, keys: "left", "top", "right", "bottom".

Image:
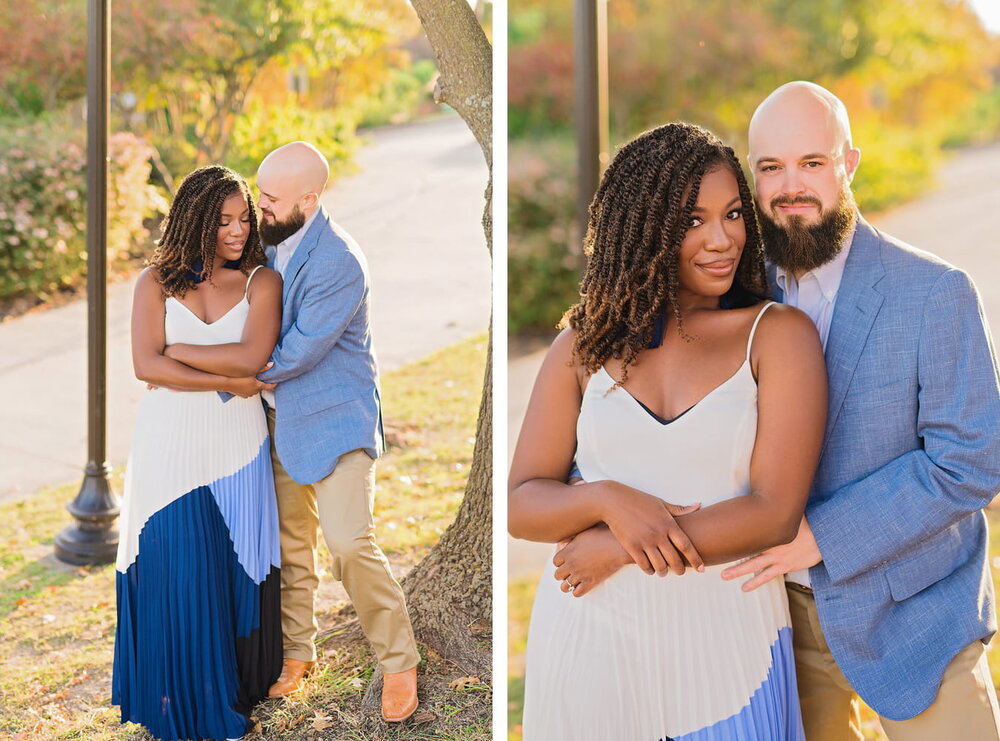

{"left": 381, "top": 666, "right": 418, "bottom": 722}
{"left": 267, "top": 658, "right": 316, "bottom": 698}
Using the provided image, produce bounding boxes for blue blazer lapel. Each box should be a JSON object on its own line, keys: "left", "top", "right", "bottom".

{"left": 265, "top": 245, "right": 277, "bottom": 269}
{"left": 281, "top": 207, "right": 328, "bottom": 302}
{"left": 822, "top": 219, "right": 886, "bottom": 450}
{"left": 766, "top": 263, "right": 784, "bottom": 302}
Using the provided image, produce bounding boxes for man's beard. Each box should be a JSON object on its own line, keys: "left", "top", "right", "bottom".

{"left": 757, "top": 184, "right": 857, "bottom": 273}
{"left": 260, "top": 204, "right": 307, "bottom": 246}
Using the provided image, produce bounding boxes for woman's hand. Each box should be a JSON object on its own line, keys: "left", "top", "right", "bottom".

{"left": 599, "top": 480, "right": 703, "bottom": 576}
{"left": 227, "top": 375, "right": 265, "bottom": 398}
{"left": 553, "top": 524, "right": 631, "bottom": 597}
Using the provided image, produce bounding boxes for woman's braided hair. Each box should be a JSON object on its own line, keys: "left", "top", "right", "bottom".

{"left": 149, "top": 165, "right": 265, "bottom": 297}
{"left": 561, "top": 122, "right": 767, "bottom": 384}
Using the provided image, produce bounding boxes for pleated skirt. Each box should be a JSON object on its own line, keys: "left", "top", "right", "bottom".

{"left": 113, "top": 390, "right": 282, "bottom": 741}
{"left": 523, "top": 559, "right": 805, "bottom": 741}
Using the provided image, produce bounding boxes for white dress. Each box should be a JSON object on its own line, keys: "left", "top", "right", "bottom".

{"left": 113, "top": 266, "right": 282, "bottom": 741}
{"left": 522, "top": 302, "right": 805, "bottom": 740}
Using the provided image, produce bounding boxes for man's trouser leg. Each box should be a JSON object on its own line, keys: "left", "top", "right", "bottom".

{"left": 879, "top": 639, "right": 1000, "bottom": 741}
{"left": 268, "top": 410, "right": 321, "bottom": 662}
{"left": 787, "top": 583, "right": 863, "bottom": 741}
{"left": 312, "top": 448, "right": 419, "bottom": 674}
{"left": 787, "top": 582, "right": 1000, "bottom": 741}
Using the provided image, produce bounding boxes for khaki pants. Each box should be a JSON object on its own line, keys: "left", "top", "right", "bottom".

{"left": 267, "top": 410, "right": 419, "bottom": 673}
{"left": 786, "top": 583, "right": 1000, "bottom": 741}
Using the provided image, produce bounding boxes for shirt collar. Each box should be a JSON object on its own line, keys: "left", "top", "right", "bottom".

{"left": 274, "top": 207, "right": 321, "bottom": 252}
{"left": 775, "top": 222, "right": 856, "bottom": 301}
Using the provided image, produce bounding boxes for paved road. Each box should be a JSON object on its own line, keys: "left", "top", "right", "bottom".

{"left": 0, "top": 114, "right": 490, "bottom": 502}
{"left": 508, "top": 141, "right": 1000, "bottom": 577}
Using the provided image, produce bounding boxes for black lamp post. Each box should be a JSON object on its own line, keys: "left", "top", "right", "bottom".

{"left": 574, "top": 0, "right": 609, "bottom": 273}
{"left": 55, "top": 0, "right": 119, "bottom": 565}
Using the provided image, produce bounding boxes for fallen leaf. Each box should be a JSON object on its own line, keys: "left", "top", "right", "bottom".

{"left": 449, "top": 676, "right": 481, "bottom": 691}
{"left": 311, "top": 711, "right": 334, "bottom": 731}
{"left": 348, "top": 677, "right": 365, "bottom": 689}
{"left": 411, "top": 711, "right": 437, "bottom": 724}
{"left": 13, "top": 579, "right": 31, "bottom": 590}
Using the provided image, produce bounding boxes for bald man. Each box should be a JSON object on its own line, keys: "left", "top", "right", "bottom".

{"left": 254, "top": 142, "right": 420, "bottom": 722}
{"left": 721, "top": 82, "right": 1000, "bottom": 739}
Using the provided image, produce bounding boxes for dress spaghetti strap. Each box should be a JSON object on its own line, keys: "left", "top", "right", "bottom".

{"left": 746, "top": 301, "right": 777, "bottom": 362}
{"left": 244, "top": 264, "right": 264, "bottom": 299}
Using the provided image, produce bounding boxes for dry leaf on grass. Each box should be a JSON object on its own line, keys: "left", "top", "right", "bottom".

{"left": 449, "top": 676, "right": 481, "bottom": 691}
{"left": 411, "top": 711, "right": 437, "bottom": 724}
{"left": 348, "top": 677, "right": 365, "bottom": 689}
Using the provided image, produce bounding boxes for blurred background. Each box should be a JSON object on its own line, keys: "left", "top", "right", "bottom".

{"left": 0, "top": 0, "right": 464, "bottom": 312}
{"left": 507, "top": 2, "right": 1000, "bottom": 739}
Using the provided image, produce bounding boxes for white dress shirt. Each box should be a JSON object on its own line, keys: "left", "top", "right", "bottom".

{"left": 262, "top": 208, "right": 320, "bottom": 409}
{"left": 776, "top": 224, "right": 855, "bottom": 588}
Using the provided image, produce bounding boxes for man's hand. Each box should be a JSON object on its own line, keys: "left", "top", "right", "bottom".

{"left": 257, "top": 361, "right": 277, "bottom": 392}
{"left": 228, "top": 375, "right": 267, "bottom": 398}
{"left": 721, "top": 517, "right": 821, "bottom": 591}
{"left": 553, "top": 524, "right": 631, "bottom": 597}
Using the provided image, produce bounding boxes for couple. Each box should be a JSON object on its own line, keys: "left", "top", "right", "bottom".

{"left": 112, "top": 142, "right": 420, "bottom": 741}
{"left": 510, "top": 81, "right": 1000, "bottom": 739}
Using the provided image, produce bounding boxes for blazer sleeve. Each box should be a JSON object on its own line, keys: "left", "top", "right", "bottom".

{"left": 258, "top": 251, "right": 365, "bottom": 384}
{"left": 808, "top": 268, "right": 1000, "bottom": 586}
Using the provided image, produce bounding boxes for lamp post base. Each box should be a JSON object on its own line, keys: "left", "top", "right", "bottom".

{"left": 54, "top": 462, "right": 120, "bottom": 566}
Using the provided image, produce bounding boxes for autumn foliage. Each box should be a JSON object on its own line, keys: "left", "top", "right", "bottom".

{"left": 0, "top": 121, "right": 166, "bottom": 301}
{"left": 508, "top": 0, "right": 1000, "bottom": 333}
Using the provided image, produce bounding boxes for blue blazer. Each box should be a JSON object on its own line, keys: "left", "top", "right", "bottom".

{"left": 258, "top": 207, "right": 384, "bottom": 485}
{"left": 770, "top": 218, "right": 1000, "bottom": 720}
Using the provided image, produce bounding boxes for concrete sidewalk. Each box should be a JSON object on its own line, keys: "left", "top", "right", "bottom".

{"left": 0, "top": 114, "right": 490, "bottom": 502}
{"left": 508, "top": 141, "right": 1000, "bottom": 578}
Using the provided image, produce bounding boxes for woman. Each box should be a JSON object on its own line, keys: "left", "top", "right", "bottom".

{"left": 509, "top": 123, "right": 827, "bottom": 739}
{"left": 113, "top": 166, "right": 284, "bottom": 741}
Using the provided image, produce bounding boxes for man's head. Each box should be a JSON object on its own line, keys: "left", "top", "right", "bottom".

{"left": 748, "top": 81, "right": 860, "bottom": 274}
{"left": 256, "top": 141, "right": 330, "bottom": 246}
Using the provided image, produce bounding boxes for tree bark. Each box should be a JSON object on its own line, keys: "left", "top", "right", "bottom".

{"left": 360, "top": 0, "right": 493, "bottom": 710}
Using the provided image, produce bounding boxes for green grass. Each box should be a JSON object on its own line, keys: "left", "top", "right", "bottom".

{"left": 0, "top": 334, "right": 489, "bottom": 741}
{"left": 508, "top": 508, "right": 1000, "bottom": 740}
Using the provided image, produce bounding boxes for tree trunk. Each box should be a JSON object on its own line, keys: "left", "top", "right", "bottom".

{"left": 361, "top": 0, "right": 493, "bottom": 710}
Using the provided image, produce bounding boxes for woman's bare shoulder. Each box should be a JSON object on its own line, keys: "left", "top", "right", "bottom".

{"left": 134, "top": 267, "right": 165, "bottom": 299}
{"left": 752, "top": 302, "right": 822, "bottom": 363}
{"left": 248, "top": 265, "right": 282, "bottom": 294}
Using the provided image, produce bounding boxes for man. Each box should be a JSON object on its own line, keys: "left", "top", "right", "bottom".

{"left": 253, "top": 141, "right": 420, "bottom": 722}
{"left": 720, "top": 81, "right": 1000, "bottom": 739}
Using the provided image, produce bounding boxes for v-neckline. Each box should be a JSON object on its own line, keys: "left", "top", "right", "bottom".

{"left": 168, "top": 295, "right": 247, "bottom": 326}
{"left": 597, "top": 360, "right": 751, "bottom": 425}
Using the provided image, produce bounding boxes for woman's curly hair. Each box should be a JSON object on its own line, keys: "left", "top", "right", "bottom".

{"left": 561, "top": 122, "right": 768, "bottom": 384}
{"left": 148, "top": 165, "right": 266, "bottom": 297}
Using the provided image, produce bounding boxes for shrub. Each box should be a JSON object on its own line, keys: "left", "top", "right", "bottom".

{"left": 227, "top": 99, "right": 361, "bottom": 185}
{"left": 355, "top": 59, "right": 438, "bottom": 128}
{"left": 0, "top": 115, "right": 167, "bottom": 301}
{"left": 508, "top": 139, "right": 582, "bottom": 334}
{"left": 851, "top": 123, "right": 938, "bottom": 214}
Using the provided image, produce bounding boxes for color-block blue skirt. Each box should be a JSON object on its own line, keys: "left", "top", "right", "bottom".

{"left": 113, "top": 390, "right": 282, "bottom": 741}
